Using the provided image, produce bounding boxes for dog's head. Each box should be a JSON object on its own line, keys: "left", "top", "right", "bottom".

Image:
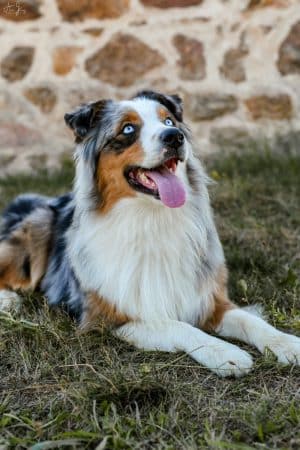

{"left": 65, "top": 90, "right": 196, "bottom": 213}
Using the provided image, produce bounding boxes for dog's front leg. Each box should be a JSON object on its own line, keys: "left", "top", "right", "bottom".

{"left": 115, "top": 320, "right": 253, "bottom": 377}
{"left": 216, "top": 308, "right": 300, "bottom": 365}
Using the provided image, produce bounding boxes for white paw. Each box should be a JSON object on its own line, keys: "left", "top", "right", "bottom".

{"left": 0, "top": 290, "right": 22, "bottom": 313}
{"left": 266, "top": 332, "right": 300, "bottom": 365}
{"left": 193, "top": 342, "right": 253, "bottom": 378}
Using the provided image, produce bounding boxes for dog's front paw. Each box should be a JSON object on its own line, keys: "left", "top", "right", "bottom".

{"left": 212, "top": 346, "right": 253, "bottom": 378}
{"left": 197, "top": 343, "right": 253, "bottom": 378}
{"left": 0, "top": 290, "right": 22, "bottom": 313}
{"left": 267, "top": 333, "right": 300, "bottom": 365}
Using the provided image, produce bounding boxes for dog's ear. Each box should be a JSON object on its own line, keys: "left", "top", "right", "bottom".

{"left": 134, "top": 90, "right": 183, "bottom": 122}
{"left": 64, "top": 100, "right": 108, "bottom": 142}
{"left": 166, "top": 94, "right": 183, "bottom": 122}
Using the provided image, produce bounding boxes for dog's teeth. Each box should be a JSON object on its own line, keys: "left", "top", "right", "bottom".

{"left": 138, "top": 172, "right": 152, "bottom": 186}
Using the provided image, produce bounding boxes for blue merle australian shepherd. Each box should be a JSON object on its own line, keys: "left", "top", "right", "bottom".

{"left": 0, "top": 90, "right": 299, "bottom": 377}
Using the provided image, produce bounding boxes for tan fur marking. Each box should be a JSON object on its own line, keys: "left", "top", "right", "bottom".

{"left": 0, "top": 208, "right": 53, "bottom": 291}
{"left": 0, "top": 240, "right": 32, "bottom": 290}
{"left": 80, "top": 292, "right": 130, "bottom": 331}
{"left": 157, "top": 106, "right": 176, "bottom": 124}
{"left": 118, "top": 111, "right": 141, "bottom": 130}
{"left": 97, "top": 142, "right": 144, "bottom": 214}
{"left": 202, "top": 266, "right": 236, "bottom": 332}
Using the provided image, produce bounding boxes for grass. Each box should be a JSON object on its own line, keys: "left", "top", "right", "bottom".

{"left": 0, "top": 150, "right": 300, "bottom": 450}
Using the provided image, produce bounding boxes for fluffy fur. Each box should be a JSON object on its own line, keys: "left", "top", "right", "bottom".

{"left": 0, "top": 90, "right": 299, "bottom": 377}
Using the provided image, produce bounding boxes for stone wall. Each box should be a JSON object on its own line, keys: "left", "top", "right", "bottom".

{"left": 0, "top": 0, "right": 300, "bottom": 174}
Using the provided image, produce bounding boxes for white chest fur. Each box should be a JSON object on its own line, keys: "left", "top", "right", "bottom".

{"left": 67, "top": 194, "right": 224, "bottom": 325}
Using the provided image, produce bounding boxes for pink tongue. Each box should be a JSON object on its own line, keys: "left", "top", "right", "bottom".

{"left": 145, "top": 168, "right": 186, "bottom": 208}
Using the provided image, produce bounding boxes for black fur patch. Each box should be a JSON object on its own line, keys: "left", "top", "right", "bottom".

{"left": 9, "top": 236, "right": 21, "bottom": 246}
{"left": 104, "top": 126, "right": 140, "bottom": 154}
{"left": 134, "top": 90, "right": 183, "bottom": 122}
{"left": 22, "top": 255, "right": 31, "bottom": 279}
{"left": 0, "top": 194, "right": 51, "bottom": 240}
{"left": 49, "top": 193, "right": 73, "bottom": 211}
{"left": 65, "top": 100, "right": 109, "bottom": 143}
{"left": 41, "top": 195, "right": 84, "bottom": 319}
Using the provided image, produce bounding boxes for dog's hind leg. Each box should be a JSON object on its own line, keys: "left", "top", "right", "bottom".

{"left": 0, "top": 206, "right": 54, "bottom": 312}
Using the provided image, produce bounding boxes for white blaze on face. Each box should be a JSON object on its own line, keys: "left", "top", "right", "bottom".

{"left": 120, "top": 98, "right": 169, "bottom": 168}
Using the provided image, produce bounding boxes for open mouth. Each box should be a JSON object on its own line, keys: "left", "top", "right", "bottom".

{"left": 125, "top": 157, "right": 186, "bottom": 208}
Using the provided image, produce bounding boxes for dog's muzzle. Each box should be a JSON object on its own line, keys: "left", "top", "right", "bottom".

{"left": 159, "top": 128, "right": 186, "bottom": 162}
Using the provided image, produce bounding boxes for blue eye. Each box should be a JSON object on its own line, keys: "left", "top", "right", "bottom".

{"left": 123, "top": 124, "right": 135, "bottom": 135}
{"left": 164, "top": 118, "right": 174, "bottom": 127}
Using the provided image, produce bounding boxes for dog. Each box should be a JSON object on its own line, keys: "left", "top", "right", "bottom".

{"left": 0, "top": 90, "right": 299, "bottom": 377}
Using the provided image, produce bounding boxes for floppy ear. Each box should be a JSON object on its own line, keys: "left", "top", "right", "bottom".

{"left": 64, "top": 100, "right": 108, "bottom": 143}
{"left": 134, "top": 90, "right": 183, "bottom": 122}
{"left": 167, "top": 94, "right": 183, "bottom": 122}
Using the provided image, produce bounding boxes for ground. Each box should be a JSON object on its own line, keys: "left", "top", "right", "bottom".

{"left": 0, "top": 150, "right": 299, "bottom": 450}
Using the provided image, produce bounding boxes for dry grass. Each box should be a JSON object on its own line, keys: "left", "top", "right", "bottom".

{"left": 0, "top": 150, "right": 300, "bottom": 449}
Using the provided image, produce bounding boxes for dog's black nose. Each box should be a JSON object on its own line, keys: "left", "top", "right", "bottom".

{"left": 160, "top": 128, "right": 184, "bottom": 149}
